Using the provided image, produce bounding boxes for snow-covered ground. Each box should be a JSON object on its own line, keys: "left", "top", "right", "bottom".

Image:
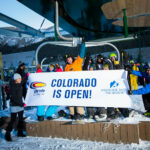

{"left": 1, "top": 95, "right": 150, "bottom": 149}
{"left": 0, "top": 133, "right": 150, "bottom": 150}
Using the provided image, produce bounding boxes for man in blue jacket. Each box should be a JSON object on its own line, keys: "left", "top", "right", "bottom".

{"left": 129, "top": 67, "right": 150, "bottom": 116}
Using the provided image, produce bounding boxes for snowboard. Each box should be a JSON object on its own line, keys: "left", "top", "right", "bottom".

{"left": 95, "top": 118, "right": 110, "bottom": 122}
{"left": 72, "top": 120, "right": 85, "bottom": 125}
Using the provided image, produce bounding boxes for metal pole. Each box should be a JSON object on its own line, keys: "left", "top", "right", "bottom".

{"left": 123, "top": 9, "right": 128, "bottom": 38}
{"left": 85, "top": 42, "right": 120, "bottom": 63}
{"left": 35, "top": 41, "right": 121, "bottom": 65}
{"left": 54, "top": 23, "right": 58, "bottom": 41}
{"left": 55, "top": 0, "right": 72, "bottom": 41}
{"left": 102, "top": 43, "right": 120, "bottom": 63}
{"left": 35, "top": 42, "right": 52, "bottom": 65}
{"left": 41, "top": 57, "right": 47, "bottom": 69}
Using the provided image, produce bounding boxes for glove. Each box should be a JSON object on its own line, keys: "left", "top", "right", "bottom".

{"left": 128, "top": 90, "right": 133, "bottom": 95}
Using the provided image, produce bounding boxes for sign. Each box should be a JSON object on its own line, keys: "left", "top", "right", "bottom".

{"left": 25, "top": 70, "right": 133, "bottom": 108}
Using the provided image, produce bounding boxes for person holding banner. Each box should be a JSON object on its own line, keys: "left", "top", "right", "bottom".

{"left": 109, "top": 53, "right": 129, "bottom": 118}
{"left": 5, "top": 73, "right": 26, "bottom": 141}
{"left": 83, "top": 56, "right": 95, "bottom": 119}
{"left": 94, "top": 56, "right": 108, "bottom": 121}
{"left": 129, "top": 67, "right": 150, "bottom": 117}
{"left": 65, "top": 43, "right": 86, "bottom": 120}
{"left": 36, "top": 64, "right": 58, "bottom": 121}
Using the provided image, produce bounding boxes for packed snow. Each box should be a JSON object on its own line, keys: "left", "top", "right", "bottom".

{"left": 1, "top": 132, "right": 150, "bottom": 150}
{"left": 1, "top": 94, "right": 150, "bottom": 149}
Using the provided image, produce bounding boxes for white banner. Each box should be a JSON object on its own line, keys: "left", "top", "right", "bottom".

{"left": 25, "top": 70, "right": 133, "bottom": 108}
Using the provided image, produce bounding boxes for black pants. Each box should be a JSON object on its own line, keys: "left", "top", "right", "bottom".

{"left": 87, "top": 107, "right": 107, "bottom": 117}
{"left": 87, "top": 107, "right": 95, "bottom": 117}
{"left": 119, "top": 108, "right": 129, "bottom": 117}
{"left": 142, "top": 93, "right": 150, "bottom": 111}
{"left": 95, "top": 107, "right": 106, "bottom": 115}
{"left": 6, "top": 111, "right": 24, "bottom": 132}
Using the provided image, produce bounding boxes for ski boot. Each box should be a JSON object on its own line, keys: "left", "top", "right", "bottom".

{"left": 37, "top": 116, "right": 44, "bottom": 121}
{"left": 17, "top": 130, "right": 26, "bottom": 137}
{"left": 5, "top": 132, "right": 12, "bottom": 141}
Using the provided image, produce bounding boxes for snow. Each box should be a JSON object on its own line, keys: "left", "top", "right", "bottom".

{"left": 0, "top": 129, "right": 150, "bottom": 150}
{"left": 0, "top": 35, "right": 45, "bottom": 48}
{"left": 3, "top": 51, "right": 35, "bottom": 68}
{"left": 1, "top": 94, "right": 150, "bottom": 149}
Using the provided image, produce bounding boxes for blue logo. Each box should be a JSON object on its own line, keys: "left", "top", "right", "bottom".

{"left": 110, "top": 81, "right": 119, "bottom": 88}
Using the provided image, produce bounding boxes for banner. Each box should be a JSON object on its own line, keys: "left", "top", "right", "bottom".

{"left": 25, "top": 70, "right": 134, "bottom": 108}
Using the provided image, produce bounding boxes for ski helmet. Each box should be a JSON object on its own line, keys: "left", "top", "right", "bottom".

{"left": 110, "top": 53, "right": 116, "bottom": 58}
{"left": 130, "top": 60, "right": 134, "bottom": 64}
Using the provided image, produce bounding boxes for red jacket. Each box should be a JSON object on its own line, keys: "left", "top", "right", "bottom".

{"left": 36, "top": 69, "right": 42, "bottom": 73}
{"left": 55, "top": 67, "right": 63, "bottom": 72}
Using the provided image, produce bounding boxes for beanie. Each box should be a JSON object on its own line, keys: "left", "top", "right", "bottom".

{"left": 13, "top": 73, "right": 21, "bottom": 80}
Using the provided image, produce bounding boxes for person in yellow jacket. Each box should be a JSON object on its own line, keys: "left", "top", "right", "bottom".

{"left": 65, "top": 43, "right": 86, "bottom": 120}
{"left": 130, "top": 60, "right": 139, "bottom": 90}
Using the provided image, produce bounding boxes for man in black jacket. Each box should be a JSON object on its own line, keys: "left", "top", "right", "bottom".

{"left": 5, "top": 73, "right": 26, "bottom": 141}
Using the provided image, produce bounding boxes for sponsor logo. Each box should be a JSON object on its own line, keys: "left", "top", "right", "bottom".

{"left": 30, "top": 82, "right": 46, "bottom": 89}
{"left": 34, "top": 89, "right": 45, "bottom": 95}
{"left": 30, "top": 82, "right": 46, "bottom": 95}
{"left": 101, "top": 80, "right": 126, "bottom": 94}
{"left": 110, "top": 81, "right": 119, "bottom": 88}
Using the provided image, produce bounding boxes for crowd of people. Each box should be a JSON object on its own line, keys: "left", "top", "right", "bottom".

{"left": 3, "top": 43, "right": 150, "bottom": 141}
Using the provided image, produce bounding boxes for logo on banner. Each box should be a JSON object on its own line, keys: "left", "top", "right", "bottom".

{"left": 30, "top": 82, "right": 46, "bottom": 89}
{"left": 110, "top": 81, "right": 119, "bottom": 88}
{"left": 101, "top": 80, "right": 126, "bottom": 94}
{"left": 30, "top": 82, "right": 46, "bottom": 96}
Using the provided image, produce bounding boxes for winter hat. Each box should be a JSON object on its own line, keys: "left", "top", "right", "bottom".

{"left": 110, "top": 53, "right": 116, "bottom": 58}
{"left": 130, "top": 60, "right": 134, "bottom": 64}
{"left": 13, "top": 73, "right": 21, "bottom": 80}
{"left": 66, "top": 54, "right": 73, "bottom": 59}
{"left": 97, "top": 54, "right": 103, "bottom": 60}
{"left": 65, "top": 54, "right": 74, "bottom": 64}
{"left": 103, "top": 64, "right": 109, "bottom": 69}
{"left": 19, "top": 62, "right": 25, "bottom": 67}
{"left": 89, "top": 64, "right": 95, "bottom": 70}
{"left": 49, "top": 64, "right": 55, "bottom": 68}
